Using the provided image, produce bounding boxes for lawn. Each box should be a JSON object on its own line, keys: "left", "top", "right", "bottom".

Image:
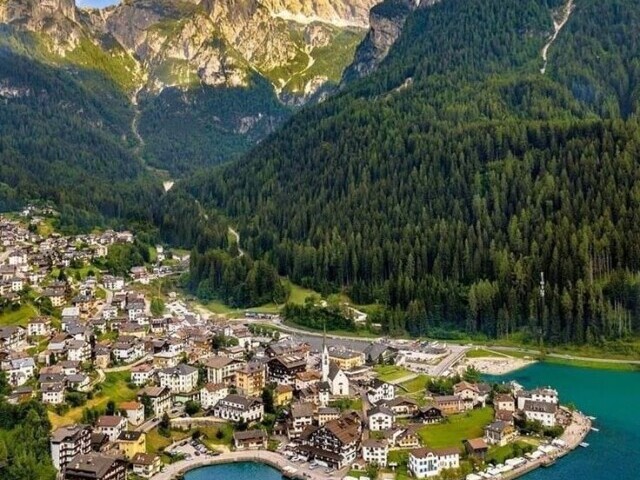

{"left": 465, "top": 348, "right": 506, "bottom": 358}
{"left": 0, "top": 304, "right": 38, "bottom": 327}
{"left": 418, "top": 407, "right": 494, "bottom": 449}
{"left": 542, "top": 356, "right": 640, "bottom": 372}
{"left": 373, "top": 365, "right": 412, "bottom": 382}
{"left": 399, "top": 374, "right": 429, "bottom": 394}
{"left": 48, "top": 371, "right": 136, "bottom": 428}
{"left": 486, "top": 440, "right": 536, "bottom": 464}
{"left": 287, "top": 281, "right": 320, "bottom": 305}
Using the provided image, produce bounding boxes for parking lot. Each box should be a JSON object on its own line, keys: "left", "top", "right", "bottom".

{"left": 166, "top": 438, "right": 212, "bottom": 460}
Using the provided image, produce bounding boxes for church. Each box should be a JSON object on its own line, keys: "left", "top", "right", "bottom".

{"left": 321, "top": 334, "right": 350, "bottom": 398}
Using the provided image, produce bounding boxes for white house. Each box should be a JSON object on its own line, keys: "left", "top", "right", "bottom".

{"left": 5, "top": 357, "right": 35, "bottom": 387}
{"left": 367, "top": 379, "right": 395, "bottom": 404}
{"left": 130, "top": 363, "right": 155, "bottom": 386}
{"left": 95, "top": 415, "right": 127, "bottom": 442}
{"left": 517, "top": 387, "right": 558, "bottom": 410}
{"left": 362, "top": 439, "right": 389, "bottom": 467}
{"left": 120, "top": 401, "right": 145, "bottom": 426}
{"left": 42, "top": 383, "right": 65, "bottom": 404}
{"left": 368, "top": 405, "right": 395, "bottom": 431}
{"left": 523, "top": 400, "right": 557, "bottom": 427}
{"left": 200, "top": 383, "right": 229, "bottom": 409}
{"left": 158, "top": 363, "right": 198, "bottom": 393}
{"left": 66, "top": 340, "right": 91, "bottom": 362}
{"left": 27, "top": 318, "right": 51, "bottom": 337}
{"left": 409, "top": 447, "right": 460, "bottom": 478}
{"left": 212, "top": 394, "right": 264, "bottom": 423}
{"left": 137, "top": 386, "right": 171, "bottom": 416}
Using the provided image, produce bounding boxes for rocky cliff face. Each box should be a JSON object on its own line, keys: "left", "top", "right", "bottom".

{"left": 341, "top": 0, "right": 438, "bottom": 85}
{"left": 1, "top": 0, "right": 379, "bottom": 102}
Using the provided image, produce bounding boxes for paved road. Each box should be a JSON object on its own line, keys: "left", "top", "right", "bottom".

{"left": 104, "top": 355, "right": 151, "bottom": 373}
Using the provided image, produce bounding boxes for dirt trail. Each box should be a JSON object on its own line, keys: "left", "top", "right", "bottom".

{"left": 541, "top": 0, "right": 575, "bottom": 74}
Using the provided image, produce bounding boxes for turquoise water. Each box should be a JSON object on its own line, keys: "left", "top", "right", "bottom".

{"left": 184, "top": 462, "right": 283, "bottom": 480}
{"left": 489, "top": 363, "right": 640, "bottom": 479}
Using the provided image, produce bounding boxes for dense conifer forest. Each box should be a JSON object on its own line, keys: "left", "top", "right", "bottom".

{"left": 178, "top": 0, "right": 640, "bottom": 345}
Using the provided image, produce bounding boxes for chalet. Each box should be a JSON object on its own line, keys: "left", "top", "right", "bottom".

{"left": 5, "top": 356, "right": 35, "bottom": 387}
{"left": 367, "top": 378, "right": 395, "bottom": 404}
{"left": 62, "top": 453, "right": 127, "bottom": 480}
{"left": 0, "top": 326, "right": 26, "bottom": 349}
{"left": 116, "top": 431, "right": 146, "bottom": 459}
{"left": 517, "top": 387, "right": 558, "bottom": 410}
{"left": 494, "top": 393, "right": 516, "bottom": 412}
{"left": 120, "top": 401, "right": 145, "bottom": 426}
{"left": 265, "top": 341, "right": 310, "bottom": 359}
{"left": 396, "top": 427, "right": 421, "bottom": 448}
{"left": 523, "top": 400, "right": 557, "bottom": 427}
{"left": 200, "top": 383, "right": 229, "bottom": 409}
{"left": 288, "top": 402, "right": 314, "bottom": 439}
{"left": 298, "top": 412, "right": 362, "bottom": 469}
{"left": 317, "top": 407, "right": 340, "bottom": 426}
{"left": 158, "top": 363, "right": 198, "bottom": 393}
{"left": 274, "top": 384, "right": 294, "bottom": 406}
{"left": 137, "top": 386, "right": 171, "bottom": 416}
{"left": 67, "top": 340, "right": 91, "bottom": 362}
{"left": 213, "top": 394, "right": 264, "bottom": 423}
{"left": 433, "top": 395, "right": 464, "bottom": 415}
{"left": 42, "top": 383, "right": 65, "bottom": 404}
{"left": 413, "top": 404, "right": 444, "bottom": 424}
{"left": 409, "top": 447, "right": 460, "bottom": 478}
{"left": 484, "top": 420, "right": 517, "bottom": 446}
{"left": 268, "top": 355, "right": 307, "bottom": 384}
{"left": 453, "top": 381, "right": 490, "bottom": 409}
{"left": 464, "top": 438, "right": 489, "bottom": 460}
{"left": 368, "top": 405, "right": 395, "bottom": 431}
{"left": 362, "top": 439, "right": 389, "bottom": 467}
{"left": 50, "top": 424, "right": 92, "bottom": 471}
{"left": 27, "top": 318, "right": 51, "bottom": 337}
{"left": 233, "top": 430, "right": 268, "bottom": 450}
{"left": 204, "top": 355, "right": 243, "bottom": 384}
{"left": 383, "top": 396, "right": 419, "bottom": 417}
{"left": 131, "top": 453, "right": 161, "bottom": 479}
{"left": 95, "top": 415, "right": 127, "bottom": 442}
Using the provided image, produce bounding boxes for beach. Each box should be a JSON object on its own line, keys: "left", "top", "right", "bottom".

{"left": 460, "top": 356, "right": 536, "bottom": 375}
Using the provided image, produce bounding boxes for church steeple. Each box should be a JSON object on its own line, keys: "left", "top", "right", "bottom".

{"left": 321, "top": 321, "right": 329, "bottom": 382}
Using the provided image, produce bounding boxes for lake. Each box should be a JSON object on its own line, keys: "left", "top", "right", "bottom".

{"left": 489, "top": 363, "right": 640, "bottom": 479}
{"left": 184, "top": 462, "right": 283, "bottom": 480}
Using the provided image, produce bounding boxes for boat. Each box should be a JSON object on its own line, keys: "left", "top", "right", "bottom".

{"left": 542, "top": 458, "right": 556, "bottom": 467}
{"left": 587, "top": 416, "right": 597, "bottom": 420}
{"left": 591, "top": 427, "right": 600, "bottom": 432}
{"left": 580, "top": 442, "right": 590, "bottom": 448}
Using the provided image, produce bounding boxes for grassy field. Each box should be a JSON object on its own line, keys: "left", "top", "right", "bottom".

{"left": 399, "top": 375, "right": 430, "bottom": 394}
{"left": 0, "top": 304, "right": 38, "bottom": 326}
{"left": 465, "top": 348, "right": 506, "bottom": 358}
{"left": 418, "top": 407, "right": 494, "bottom": 449}
{"left": 486, "top": 440, "right": 537, "bottom": 464}
{"left": 49, "top": 372, "right": 136, "bottom": 428}
{"left": 373, "top": 365, "right": 413, "bottom": 382}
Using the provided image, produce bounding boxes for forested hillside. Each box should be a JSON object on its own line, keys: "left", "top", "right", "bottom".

{"left": 0, "top": 28, "right": 161, "bottom": 231}
{"left": 180, "top": 0, "right": 640, "bottom": 346}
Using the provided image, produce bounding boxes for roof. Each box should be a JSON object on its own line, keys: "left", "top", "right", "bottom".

{"left": 465, "top": 437, "right": 489, "bottom": 450}
{"left": 411, "top": 446, "right": 460, "bottom": 458}
{"left": 219, "top": 394, "right": 261, "bottom": 410}
{"left": 275, "top": 384, "right": 293, "bottom": 394}
{"left": 132, "top": 453, "right": 158, "bottom": 466}
{"left": 233, "top": 430, "right": 267, "bottom": 441}
{"left": 524, "top": 400, "right": 557, "bottom": 414}
{"left": 118, "top": 431, "right": 143, "bottom": 442}
{"left": 138, "top": 386, "right": 170, "bottom": 398}
{"left": 202, "top": 382, "right": 228, "bottom": 393}
{"left": 291, "top": 402, "right": 314, "bottom": 418}
{"left": 362, "top": 439, "right": 388, "bottom": 448}
{"left": 96, "top": 415, "right": 126, "bottom": 427}
{"left": 51, "top": 424, "right": 89, "bottom": 443}
{"left": 204, "top": 356, "right": 237, "bottom": 369}
{"left": 65, "top": 453, "right": 122, "bottom": 476}
{"left": 119, "top": 401, "right": 142, "bottom": 411}
{"left": 495, "top": 394, "right": 514, "bottom": 403}
{"left": 368, "top": 405, "right": 394, "bottom": 417}
{"left": 159, "top": 363, "right": 197, "bottom": 376}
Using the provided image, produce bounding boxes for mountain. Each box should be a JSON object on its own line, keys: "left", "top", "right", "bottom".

{"left": 180, "top": 0, "right": 640, "bottom": 346}
{"left": 0, "top": 0, "right": 379, "bottom": 174}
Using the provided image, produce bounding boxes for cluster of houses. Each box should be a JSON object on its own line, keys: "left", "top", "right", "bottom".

{"left": 50, "top": 421, "right": 160, "bottom": 480}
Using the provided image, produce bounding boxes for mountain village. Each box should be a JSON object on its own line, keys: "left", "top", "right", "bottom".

{"left": 0, "top": 211, "right": 591, "bottom": 480}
